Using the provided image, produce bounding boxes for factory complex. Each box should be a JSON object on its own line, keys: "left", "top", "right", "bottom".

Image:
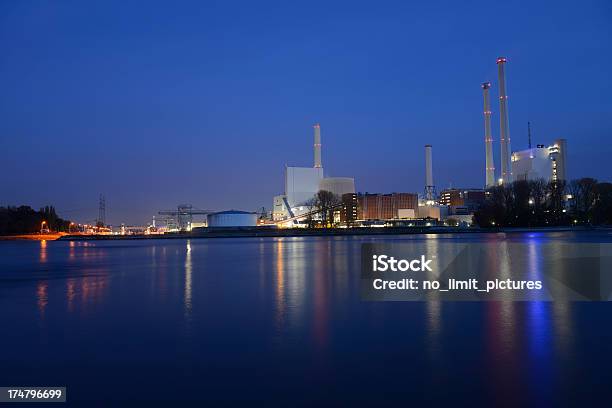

{"left": 262, "top": 126, "right": 490, "bottom": 228}
{"left": 260, "top": 56, "right": 567, "bottom": 229}
{"left": 267, "top": 123, "right": 472, "bottom": 228}
{"left": 96, "top": 56, "right": 569, "bottom": 235}
{"left": 271, "top": 123, "right": 356, "bottom": 224}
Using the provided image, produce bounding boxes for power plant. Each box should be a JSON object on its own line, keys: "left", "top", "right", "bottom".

{"left": 272, "top": 123, "right": 355, "bottom": 224}
{"left": 156, "top": 53, "right": 576, "bottom": 234}
{"left": 131, "top": 55, "right": 572, "bottom": 234}
{"left": 88, "top": 55, "right": 572, "bottom": 234}
{"left": 483, "top": 57, "right": 568, "bottom": 186}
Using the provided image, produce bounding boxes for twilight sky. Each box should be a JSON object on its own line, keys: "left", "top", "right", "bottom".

{"left": 1, "top": 0, "right": 611, "bottom": 225}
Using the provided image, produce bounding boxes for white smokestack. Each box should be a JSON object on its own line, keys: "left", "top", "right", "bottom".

{"left": 313, "top": 123, "right": 322, "bottom": 168}
{"left": 497, "top": 57, "right": 512, "bottom": 184}
{"left": 482, "top": 82, "right": 495, "bottom": 188}
{"left": 424, "top": 145, "right": 435, "bottom": 201}
{"left": 425, "top": 145, "right": 433, "bottom": 187}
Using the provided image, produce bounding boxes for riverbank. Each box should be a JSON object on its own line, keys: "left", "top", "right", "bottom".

{"left": 51, "top": 225, "right": 609, "bottom": 241}
{"left": 0, "top": 233, "right": 67, "bottom": 241}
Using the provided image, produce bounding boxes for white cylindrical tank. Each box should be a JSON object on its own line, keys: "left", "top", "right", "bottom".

{"left": 319, "top": 177, "right": 355, "bottom": 197}
{"left": 207, "top": 210, "right": 257, "bottom": 227}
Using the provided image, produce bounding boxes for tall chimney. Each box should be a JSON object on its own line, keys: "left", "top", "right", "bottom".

{"left": 497, "top": 57, "right": 512, "bottom": 184}
{"left": 424, "top": 145, "right": 435, "bottom": 201}
{"left": 482, "top": 82, "right": 495, "bottom": 188}
{"left": 313, "top": 123, "right": 322, "bottom": 168}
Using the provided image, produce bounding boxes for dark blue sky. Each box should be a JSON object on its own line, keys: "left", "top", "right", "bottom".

{"left": 1, "top": 0, "right": 611, "bottom": 224}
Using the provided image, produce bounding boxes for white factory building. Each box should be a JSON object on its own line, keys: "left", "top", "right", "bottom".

{"left": 511, "top": 139, "right": 567, "bottom": 183}
{"left": 273, "top": 124, "right": 355, "bottom": 221}
{"left": 284, "top": 166, "right": 324, "bottom": 207}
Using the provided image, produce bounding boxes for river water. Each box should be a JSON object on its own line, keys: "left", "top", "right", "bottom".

{"left": 1, "top": 231, "right": 611, "bottom": 405}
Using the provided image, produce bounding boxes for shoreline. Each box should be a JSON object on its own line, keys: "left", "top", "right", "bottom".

{"left": 46, "top": 225, "right": 608, "bottom": 241}
{"left": 0, "top": 233, "right": 66, "bottom": 241}
{"left": 2, "top": 226, "right": 607, "bottom": 242}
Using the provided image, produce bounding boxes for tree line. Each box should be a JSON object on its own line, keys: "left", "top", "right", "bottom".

{"left": 0, "top": 205, "right": 72, "bottom": 235}
{"left": 473, "top": 178, "right": 612, "bottom": 227}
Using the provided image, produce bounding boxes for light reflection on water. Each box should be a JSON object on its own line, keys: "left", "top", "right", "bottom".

{"left": 36, "top": 280, "right": 48, "bottom": 316}
{"left": 275, "top": 239, "right": 285, "bottom": 331}
{"left": 0, "top": 232, "right": 610, "bottom": 403}
{"left": 25, "top": 234, "right": 593, "bottom": 351}
{"left": 66, "top": 278, "right": 76, "bottom": 312}
{"left": 424, "top": 235, "right": 442, "bottom": 358}
{"left": 184, "top": 240, "right": 192, "bottom": 318}
{"left": 39, "top": 240, "right": 47, "bottom": 263}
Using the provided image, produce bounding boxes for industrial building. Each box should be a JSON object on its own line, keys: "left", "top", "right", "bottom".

{"left": 340, "top": 192, "right": 418, "bottom": 223}
{"left": 284, "top": 165, "right": 324, "bottom": 209}
{"left": 273, "top": 124, "right": 355, "bottom": 223}
{"left": 439, "top": 189, "right": 485, "bottom": 211}
{"left": 340, "top": 193, "right": 359, "bottom": 224}
{"left": 416, "top": 204, "right": 441, "bottom": 220}
{"left": 273, "top": 124, "right": 325, "bottom": 221}
{"left": 511, "top": 139, "right": 567, "bottom": 182}
{"left": 319, "top": 177, "right": 355, "bottom": 198}
{"left": 437, "top": 188, "right": 485, "bottom": 225}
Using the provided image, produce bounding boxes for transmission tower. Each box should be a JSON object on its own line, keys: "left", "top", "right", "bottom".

{"left": 98, "top": 194, "right": 106, "bottom": 226}
{"left": 528, "top": 121, "right": 532, "bottom": 149}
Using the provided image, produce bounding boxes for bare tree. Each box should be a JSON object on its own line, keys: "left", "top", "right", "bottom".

{"left": 316, "top": 190, "right": 341, "bottom": 228}
{"left": 593, "top": 182, "right": 612, "bottom": 225}
{"left": 546, "top": 179, "right": 567, "bottom": 225}
{"left": 475, "top": 178, "right": 608, "bottom": 228}
{"left": 569, "top": 178, "right": 598, "bottom": 223}
{"left": 528, "top": 179, "right": 547, "bottom": 225}
{"left": 304, "top": 197, "right": 318, "bottom": 229}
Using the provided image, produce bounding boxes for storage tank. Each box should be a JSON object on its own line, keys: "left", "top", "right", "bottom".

{"left": 319, "top": 177, "right": 355, "bottom": 197}
{"left": 206, "top": 210, "right": 257, "bottom": 227}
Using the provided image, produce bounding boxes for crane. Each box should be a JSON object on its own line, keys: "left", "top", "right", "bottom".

{"left": 158, "top": 204, "right": 215, "bottom": 231}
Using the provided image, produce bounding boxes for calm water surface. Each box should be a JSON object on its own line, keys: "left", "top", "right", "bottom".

{"left": 1, "top": 232, "right": 612, "bottom": 405}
